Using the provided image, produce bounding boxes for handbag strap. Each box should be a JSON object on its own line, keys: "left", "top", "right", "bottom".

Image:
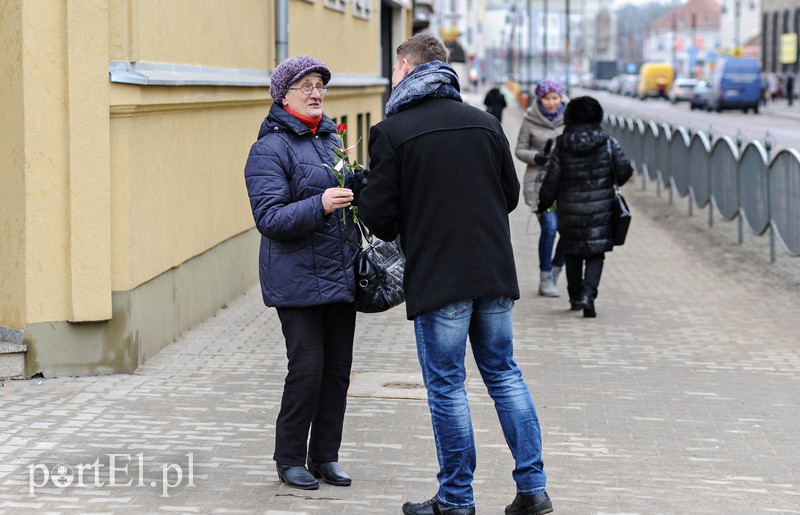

{"left": 355, "top": 218, "right": 374, "bottom": 245}
{"left": 607, "top": 138, "right": 620, "bottom": 189}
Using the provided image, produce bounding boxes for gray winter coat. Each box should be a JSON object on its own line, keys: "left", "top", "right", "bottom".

{"left": 514, "top": 101, "right": 565, "bottom": 207}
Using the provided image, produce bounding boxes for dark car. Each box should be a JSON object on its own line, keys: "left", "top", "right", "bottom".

{"left": 689, "top": 80, "right": 710, "bottom": 110}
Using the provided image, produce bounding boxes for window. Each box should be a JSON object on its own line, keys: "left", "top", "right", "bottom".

{"left": 353, "top": 0, "right": 371, "bottom": 19}
{"left": 324, "top": 0, "right": 346, "bottom": 13}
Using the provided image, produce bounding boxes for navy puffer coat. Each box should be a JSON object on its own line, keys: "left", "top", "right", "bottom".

{"left": 538, "top": 126, "right": 633, "bottom": 256}
{"left": 244, "top": 103, "right": 360, "bottom": 308}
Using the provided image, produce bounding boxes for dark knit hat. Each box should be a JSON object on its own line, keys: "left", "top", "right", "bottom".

{"left": 564, "top": 96, "right": 604, "bottom": 126}
{"left": 269, "top": 55, "right": 331, "bottom": 103}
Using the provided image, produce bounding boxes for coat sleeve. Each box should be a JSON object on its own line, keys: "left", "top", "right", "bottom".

{"left": 538, "top": 149, "right": 561, "bottom": 212}
{"left": 514, "top": 119, "right": 538, "bottom": 165}
{"left": 610, "top": 138, "right": 634, "bottom": 186}
{"left": 244, "top": 138, "right": 328, "bottom": 242}
{"left": 359, "top": 124, "right": 401, "bottom": 242}
{"left": 498, "top": 130, "right": 520, "bottom": 213}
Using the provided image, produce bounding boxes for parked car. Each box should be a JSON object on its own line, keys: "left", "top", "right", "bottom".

{"left": 620, "top": 74, "right": 639, "bottom": 97}
{"left": 669, "top": 78, "right": 699, "bottom": 103}
{"left": 707, "top": 57, "right": 761, "bottom": 113}
{"left": 606, "top": 75, "right": 622, "bottom": 94}
{"left": 689, "top": 80, "right": 711, "bottom": 110}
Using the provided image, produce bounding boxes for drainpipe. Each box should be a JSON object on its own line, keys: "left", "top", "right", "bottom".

{"left": 276, "top": 0, "right": 289, "bottom": 65}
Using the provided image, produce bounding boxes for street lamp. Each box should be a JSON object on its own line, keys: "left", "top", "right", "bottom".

{"left": 722, "top": 0, "right": 755, "bottom": 55}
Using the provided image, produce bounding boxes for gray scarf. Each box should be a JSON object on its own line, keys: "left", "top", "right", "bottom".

{"left": 385, "top": 60, "right": 462, "bottom": 118}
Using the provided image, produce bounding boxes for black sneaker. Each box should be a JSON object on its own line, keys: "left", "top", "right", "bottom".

{"left": 402, "top": 497, "right": 476, "bottom": 515}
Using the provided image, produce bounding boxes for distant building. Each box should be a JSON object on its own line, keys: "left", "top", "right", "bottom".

{"left": 644, "top": 0, "right": 723, "bottom": 79}
{"left": 761, "top": 0, "right": 800, "bottom": 75}
{"left": 482, "top": 0, "right": 615, "bottom": 88}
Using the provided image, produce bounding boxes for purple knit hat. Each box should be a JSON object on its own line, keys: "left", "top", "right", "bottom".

{"left": 269, "top": 55, "right": 332, "bottom": 103}
{"left": 535, "top": 78, "right": 565, "bottom": 99}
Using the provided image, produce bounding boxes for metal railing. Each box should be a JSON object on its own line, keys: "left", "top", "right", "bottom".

{"left": 606, "top": 114, "right": 800, "bottom": 262}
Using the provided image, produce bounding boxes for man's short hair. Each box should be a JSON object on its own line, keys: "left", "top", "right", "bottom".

{"left": 396, "top": 33, "right": 448, "bottom": 67}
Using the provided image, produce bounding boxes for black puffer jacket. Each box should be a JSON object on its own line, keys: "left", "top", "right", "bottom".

{"left": 538, "top": 125, "right": 633, "bottom": 256}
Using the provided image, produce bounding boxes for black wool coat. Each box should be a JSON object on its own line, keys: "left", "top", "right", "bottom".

{"left": 538, "top": 125, "right": 634, "bottom": 256}
{"left": 359, "top": 97, "right": 521, "bottom": 319}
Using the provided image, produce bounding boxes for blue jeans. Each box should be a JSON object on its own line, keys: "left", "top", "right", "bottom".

{"left": 413, "top": 297, "right": 547, "bottom": 508}
{"left": 539, "top": 210, "right": 565, "bottom": 271}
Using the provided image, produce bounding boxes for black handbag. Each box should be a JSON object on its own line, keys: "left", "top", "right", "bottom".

{"left": 608, "top": 138, "right": 632, "bottom": 246}
{"left": 354, "top": 221, "right": 405, "bottom": 313}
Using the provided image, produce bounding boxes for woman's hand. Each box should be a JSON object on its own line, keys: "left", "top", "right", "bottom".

{"left": 321, "top": 187, "right": 354, "bottom": 215}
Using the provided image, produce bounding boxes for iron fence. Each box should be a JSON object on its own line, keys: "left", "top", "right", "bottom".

{"left": 605, "top": 114, "right": 800, "bottom": 261}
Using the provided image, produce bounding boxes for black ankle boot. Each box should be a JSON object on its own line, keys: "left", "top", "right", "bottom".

{"left": 307, "top": 458, "right": 351, "bottom": 486}
{"left": 578, "top": 294, "right": 596, "bottom": 318}
{"left": 276, "top": 463, "right": 318, "bottom": 490}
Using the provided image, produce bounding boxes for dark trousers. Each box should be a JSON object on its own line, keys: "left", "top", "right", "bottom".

{"left": 565, "top": 253, "right": 605, "bottom": 300}
{"left": 274, "top": 303, "right": 356, "bottom": 466}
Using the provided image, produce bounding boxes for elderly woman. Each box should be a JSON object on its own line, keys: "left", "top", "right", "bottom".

{"left": 244, "top": 56, "right": 359, "bottom": 490}
{"left": 515, "top": 79, "right": 568, "bottom": 298}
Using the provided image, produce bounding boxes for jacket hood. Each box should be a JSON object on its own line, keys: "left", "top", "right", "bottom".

{"left": 558, "top": 126, "right": 609, "bottom": 156}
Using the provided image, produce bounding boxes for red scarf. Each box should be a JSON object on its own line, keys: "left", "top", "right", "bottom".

{"left": 285, "top": 107, "right": 322, "bottom": 134}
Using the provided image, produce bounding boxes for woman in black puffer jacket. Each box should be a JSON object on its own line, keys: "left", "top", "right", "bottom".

{"left": 538, "top": 96, "right": 633, "bottom": 318}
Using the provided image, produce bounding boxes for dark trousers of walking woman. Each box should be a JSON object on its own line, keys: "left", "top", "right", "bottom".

{"left": 273, "top": 302, "right": 355, "bottom": 466}
{"left": 565, "top": 253, "right": 604, "bottom": 302}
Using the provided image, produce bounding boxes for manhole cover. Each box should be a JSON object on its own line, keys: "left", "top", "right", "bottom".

{"left": 382, "top": 381, "right": 424, "bottom": 389}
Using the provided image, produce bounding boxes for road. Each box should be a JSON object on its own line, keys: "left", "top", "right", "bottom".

{"left": 577, "top": 88, "right": 800, "bottom": 152}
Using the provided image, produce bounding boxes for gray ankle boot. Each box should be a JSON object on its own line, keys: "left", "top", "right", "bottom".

{"left": 551, "top": 266, "right": 563, "bottom": 287}
{"left": 538, "top": 271, "right": 560, "bottom": 297}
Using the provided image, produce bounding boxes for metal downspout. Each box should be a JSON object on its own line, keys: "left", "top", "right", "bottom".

{"left": 276, "top": 0, "right": 289, "bottom": 65}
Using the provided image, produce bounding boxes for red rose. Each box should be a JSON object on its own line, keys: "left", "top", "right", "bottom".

{"left": 337, "top": 123, "right": 347, "bottom": 134}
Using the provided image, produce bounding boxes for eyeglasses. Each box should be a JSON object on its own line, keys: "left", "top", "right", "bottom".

{"left": 289, "top": 84, "right": 328, "bottom": 95}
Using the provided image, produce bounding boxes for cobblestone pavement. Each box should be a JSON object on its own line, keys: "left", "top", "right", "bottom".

{"left": 1, "top": 94, "right": 799, "bottom": 514}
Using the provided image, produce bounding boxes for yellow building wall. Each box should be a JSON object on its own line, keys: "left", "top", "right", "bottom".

{"left": 108, "top": 0, "right": 272, "bottom": 69}
{"left": 290, "top": 0, "right": 379, "bottom": 75}
{"left": 1, "top": 0, "right": 398, "bottom": 377}
{"left": 0, "top": 0, "right": 25, "bottom": 330}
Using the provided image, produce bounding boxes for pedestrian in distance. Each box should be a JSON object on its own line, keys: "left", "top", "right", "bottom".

{"left": 515, "top": 78, "right": 568, "bottom": 298}
{"left": 359, "top": 33, "right": 552, "bottom": 515}
{"left": 243, "top": 55, "right": 361, "bottom": 491}
{"left": 786, "top": 72, "right": 795, "bottom": 107}
{"left": 483, "top": 82, "right": 508, "bottom": 122}
{"left": 768, "top": 72, "right": 780, "bottom": 102}
{"left": 538, "top": 96, "right": 634, "bottom": 318}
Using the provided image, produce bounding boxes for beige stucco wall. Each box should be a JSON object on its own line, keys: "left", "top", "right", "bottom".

{"left": 0, "top": 0, "right": 25, "bottom": 329}
{"left": 108, "top": 85, "right": 262, "bottom": 291}
{"left": 108, "top": 0, "right": 273, "bottom": 68}
{"left": 1, "top": 0, "right": 399, "bottom": 377}
{"left": 291, "top": 0, "right": 380, "bottom": 75}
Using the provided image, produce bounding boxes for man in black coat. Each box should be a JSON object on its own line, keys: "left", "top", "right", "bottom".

{"left": 359, "top": 33, "right": 552, "bottom": 515}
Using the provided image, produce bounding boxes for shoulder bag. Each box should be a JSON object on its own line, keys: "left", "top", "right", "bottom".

{"left": 608, "top": 138, "right": 632, "bottom": 246}
{"left": 354, "top": 220, "right": 406, "bottom": 313}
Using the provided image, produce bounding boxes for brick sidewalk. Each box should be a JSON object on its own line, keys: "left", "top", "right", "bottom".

{"left": 1, "top": 93, "right": 799, "bottom": 514}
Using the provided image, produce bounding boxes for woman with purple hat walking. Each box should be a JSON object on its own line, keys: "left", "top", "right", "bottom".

{"left": 244, "top": 55, "right": 360, "bottom": 491}
{"left": 515, "top": 79, "right": 568, "bottom": 298}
